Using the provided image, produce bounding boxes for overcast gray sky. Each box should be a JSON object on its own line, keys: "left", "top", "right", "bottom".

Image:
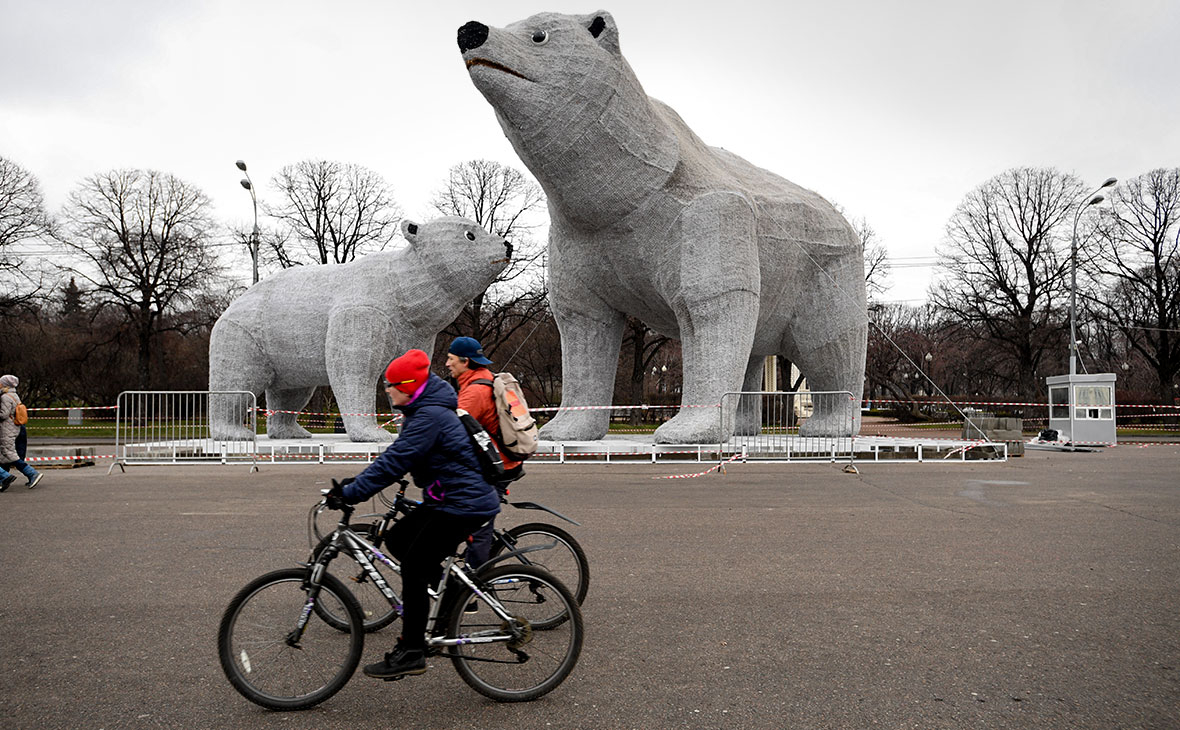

{"left": 2, "top": 0, "right": 1177, "bottom": 299}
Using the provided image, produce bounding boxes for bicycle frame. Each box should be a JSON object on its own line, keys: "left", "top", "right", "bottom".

{"left": 318, "top": 527, "right": 404, "bottom": 611}
{"left": 311, "top": 481, "right": 568, "bottom": 575}
{"left": 308, "top": 505, "right": 529, "bottom": 649}
{"left": 423, "top": 555, "right": 517, "bottom": 651}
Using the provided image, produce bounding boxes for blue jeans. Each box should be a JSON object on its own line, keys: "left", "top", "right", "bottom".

{"left": 1, "top": 459, "right": 38, "bottom": 483}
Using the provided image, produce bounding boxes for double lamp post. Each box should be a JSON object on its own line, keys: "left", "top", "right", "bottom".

{"left": 235, "top": 160, "right": 260, "bottom": 285}
{"left": 1061, "top": 175, "right": 1117, "bottom": 447}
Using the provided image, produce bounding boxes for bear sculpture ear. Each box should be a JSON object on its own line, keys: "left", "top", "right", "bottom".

{"left": 401, "top": 219, "right": 419, "bottom": 244}
{"left": 585, "top": 11, "right": 619, "bottom": 54}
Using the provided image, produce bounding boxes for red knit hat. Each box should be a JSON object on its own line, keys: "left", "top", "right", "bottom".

{"left": 384, "top": 349, "right": 430, "bottom": 394}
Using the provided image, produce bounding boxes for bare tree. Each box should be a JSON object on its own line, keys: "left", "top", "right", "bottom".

{"left": 499, "top": 309, "right": 563, "bottom": 407}
{"left": 430, "top": 159, "right": 548, "bottom": 354}
{"left": 0, "top": 156, "right": 52, "bottom": 251}
{"left": 229, "top": 222, "right": 296, "bottom": 271}
{"left": 1085, "top": 168, "right": 1180, "bottom": 402}
{"left": 931, "top": 167, "right": 1086, "bottom": 399}
{"left": 853, "top": 215, "right": 891, "bottom": 300}
{"left": 267, "top": 160, "right": 402, "bottom": 265}
{"left": 621, "top": 316, "right": 671, "bottom": 424}
{"left": 0, "top": 156, "right": 53, "bottom": 308}
{"left": 832, "top": 204, "right": 890, "bottom": 300}
{"left": 58, "top": 169, "right": 222, "bottom": 388}
{"left": 865, "top": 303, "right": 932, "bottom": 414}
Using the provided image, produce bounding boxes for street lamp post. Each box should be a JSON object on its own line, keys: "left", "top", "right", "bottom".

{"left": 1066, "top": 176, "right": 1117, "bottom": 446}
{"left": 236, "top": 160, "right": 260, "bottom": 285}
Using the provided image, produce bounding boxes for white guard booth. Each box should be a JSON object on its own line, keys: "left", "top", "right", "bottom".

{"left": 1046, "top": 373, "right": 1118, "bottom": 446}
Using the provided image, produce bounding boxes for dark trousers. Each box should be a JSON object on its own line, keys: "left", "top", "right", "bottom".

{"left": 465, "top": 518, "right": 497, "bottom": 571}
{"left": 466, "top": 467, "right": 521, "bottom": 569}
{"left": 383, "top": 507, "right": 489, "bottom": 650}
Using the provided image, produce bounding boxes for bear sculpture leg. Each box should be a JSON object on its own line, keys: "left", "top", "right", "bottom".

{"left": 209, "top": 392, "right": 256, "bottom": 442}
{"left": 265, "top": 387, "right": 316, "bottom": 439}
{"left": 325, "top": 310, "right": 398, "bottom": 443}
{"left": 209, "top": 320, "right": 268, "bottom": 441}
{"left": 538, "top": 302, "right": 625, "bottom": 442}
{"left": 654, "top": 291, "right": 758, "bottom": 444}
{"left": 794, "top": 324, "right": 867, "bottom": 438}
{"left": 655, "top": 195, "right": 760, "bottom": 444}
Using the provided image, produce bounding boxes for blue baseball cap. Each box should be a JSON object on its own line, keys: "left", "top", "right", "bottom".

{"left": 449, "top": 336, "right": 493, "bottom": 366}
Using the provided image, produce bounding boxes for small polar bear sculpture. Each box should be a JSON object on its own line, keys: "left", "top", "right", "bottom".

{"left": 208, "top": 217, "right": 511, "bottom": 442}
{"left": 459, "top": 11, "right": 868, "bottom": 443}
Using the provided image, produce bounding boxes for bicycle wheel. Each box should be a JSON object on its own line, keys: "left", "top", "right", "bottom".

{"left": 445, "top": 564, "right": 583, "bottom": 702}
{"left": 311, "top": 529, "right": 403, "bottom": 633}
{"left": 218, "top": 568, "right": 364, "bottom": 711}
{"left": 487, "top": 522, "right": 589, "bottom": 611}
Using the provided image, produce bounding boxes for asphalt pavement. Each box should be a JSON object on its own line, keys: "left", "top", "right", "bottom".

{"left": 1, "top": 446, "right": 1178, "bottom": 729}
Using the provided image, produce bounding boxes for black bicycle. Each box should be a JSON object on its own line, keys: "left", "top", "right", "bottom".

{"left": 309, "top": 481, "right": 589, "bottom": 632}
{"left": 218, "top": 491, "right": 583, "bottom": 710}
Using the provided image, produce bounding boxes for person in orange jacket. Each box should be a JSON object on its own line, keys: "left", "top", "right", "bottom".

{"left": 446, "top": 337, "right": 523, "bottom": 569}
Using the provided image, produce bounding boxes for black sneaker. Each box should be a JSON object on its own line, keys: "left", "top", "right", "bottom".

{"left": 0, "top": 475, "right": 14, "bottom": 492}
{"left": 27, "top": 473, "right": 43, "bottom": 490}
{"left": 363, "top": 642, "right": 427, "bottom": 680}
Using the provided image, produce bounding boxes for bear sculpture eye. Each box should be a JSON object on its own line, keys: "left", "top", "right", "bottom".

{"left": 465, "top": 231, "right": 476, "bottom": 241}
{"left": 532, "top": 30, "right": 548, "bottom": 44}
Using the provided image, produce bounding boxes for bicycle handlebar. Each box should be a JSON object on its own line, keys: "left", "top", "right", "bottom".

{"left": 318, "top": 488, "right": 354, "bottom": 517}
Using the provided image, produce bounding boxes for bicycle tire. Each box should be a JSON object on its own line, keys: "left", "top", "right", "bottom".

{"left": 218, "top": 567, "right": 364, "bottom": 711}
{"left": 445, "top": 564, "right": 583, "bottom": 702}
{"left": 487, "top": 522, "right": 590, "bottom": 606}
{"left": 311, "top": 529, "right": 403, "bottom": 633}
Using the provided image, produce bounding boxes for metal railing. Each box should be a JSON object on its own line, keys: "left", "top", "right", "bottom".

{"left": 109, "top": 391, "right": 257, "bottom": 472}
{"left": 100, "top": 389, "right": 1012, "bottom": 471}
{"left": 720, "top": 390, "right": 857, "bottom": 466}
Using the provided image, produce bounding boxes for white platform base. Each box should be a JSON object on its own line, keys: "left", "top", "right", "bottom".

{"left": 114, "top": 431, "right": 1007, "bottom": 467}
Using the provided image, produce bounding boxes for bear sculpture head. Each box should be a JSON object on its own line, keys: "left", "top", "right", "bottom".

{"left": 458, "top": 11, "right": 678, "bottom": 226}
{"left": 400, "top": 216, "right": 511, "bottom": 298}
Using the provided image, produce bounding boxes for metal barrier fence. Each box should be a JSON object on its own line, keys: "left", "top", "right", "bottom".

{"left": 719, "top": 390, "right": 856, "bottom": 465}
{"left": 110, "top": 391, "right": 257, "bottom": 472}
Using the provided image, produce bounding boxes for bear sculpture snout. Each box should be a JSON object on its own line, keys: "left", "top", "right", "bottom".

{"left": 457, "top": 21, "right": 488, "bottom": 53}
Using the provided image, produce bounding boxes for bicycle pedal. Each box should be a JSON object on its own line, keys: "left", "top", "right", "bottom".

{"left": 382, "top": 675, "right": 407, "bottom": 683}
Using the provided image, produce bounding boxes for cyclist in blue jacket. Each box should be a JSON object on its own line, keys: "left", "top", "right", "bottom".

{"left": 327, "top": 348, "right": 500, "bottom": 680}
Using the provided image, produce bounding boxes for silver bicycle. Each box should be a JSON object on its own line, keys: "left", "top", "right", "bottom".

{"left": 218, "top": 490, "right": 584, "bottom": 710}
{"left": 310, "top": 479, "right": 589, "bottom": 633}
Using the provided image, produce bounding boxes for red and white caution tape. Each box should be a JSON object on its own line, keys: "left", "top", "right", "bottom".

{"left": 531, "top": 449, "right": 718, "bottom": 458}
{"left": 652, "top": 453, "right": 743, "bottom": 479}
{"left": 866, "top": 398, "right": 1180, "bottom": 410}
{"left": 255, "top": 407, "right": 403, "bottom": 419}
{"left": 26, "top": 454, "right": 115, "bottom": 462}
{"left": 529, "top": 403, "right": 717, "bottom": 413}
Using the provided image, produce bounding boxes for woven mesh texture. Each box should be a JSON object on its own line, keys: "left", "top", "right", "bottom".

{"left": 209, "top": 217, "right": 509, "bottom": 442}
{"left": 464, "top": 12, "right": 867, "bottom": 442}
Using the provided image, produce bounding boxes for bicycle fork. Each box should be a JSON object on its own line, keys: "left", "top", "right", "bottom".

{"left": 288, "top": 560, "right": 333, "bottom": 647}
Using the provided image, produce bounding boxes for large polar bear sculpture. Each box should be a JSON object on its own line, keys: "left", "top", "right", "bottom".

{"left": 458, "top": 11, "right": 867, "bottom": 443}
{"left": 209, "top": 217, "right": 511, "bottom": 442}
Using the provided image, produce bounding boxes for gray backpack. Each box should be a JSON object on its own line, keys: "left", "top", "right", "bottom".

{"left": 473, "top": 372, "right": 538, "bottom": 461}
